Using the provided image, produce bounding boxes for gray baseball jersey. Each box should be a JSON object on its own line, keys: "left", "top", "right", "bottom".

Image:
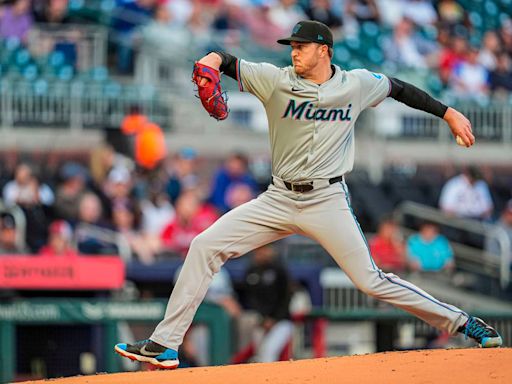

{"left": 236, "top": 60, "right": 390, "bottom": 181}
{"left": 149, "top": 61, "right": 470, "bottom": 353}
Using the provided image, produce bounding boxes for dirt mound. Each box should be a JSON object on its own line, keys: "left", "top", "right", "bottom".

{"left": 23, "top": 348, "right": 510, "bottom": 384}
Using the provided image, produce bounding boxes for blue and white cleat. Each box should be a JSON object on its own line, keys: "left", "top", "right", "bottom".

{"left": 458, "top": 317, "right": 503, "bottom": 348}
{"left": 115, "top": 339, "right": 179, "bottom": 369}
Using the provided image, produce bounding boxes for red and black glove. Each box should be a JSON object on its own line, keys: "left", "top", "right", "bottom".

{"left": 191, "top": 62, "right": 229, "bottom": 121}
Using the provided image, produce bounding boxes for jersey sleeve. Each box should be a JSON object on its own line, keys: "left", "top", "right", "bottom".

{"left": 237, "top": 59, "right": 280, "bottom": 104}
{"left": 354, "top": 69, "right": 392, "bottom": 110}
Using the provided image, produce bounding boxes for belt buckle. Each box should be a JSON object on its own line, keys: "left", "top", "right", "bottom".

{"left": 291, "top": 181, "right": 314, "bottom": 192}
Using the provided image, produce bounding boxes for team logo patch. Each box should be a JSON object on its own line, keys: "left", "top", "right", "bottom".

{"left": 317, "top": 34, "right": 324, "bottom": 41}
{"left": 293, "top": 24, "right": 302, "bottom": 34}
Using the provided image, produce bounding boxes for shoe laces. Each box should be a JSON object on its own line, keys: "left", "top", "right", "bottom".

{"left": 464, "top": 317, "right": 490, "bottom": 340}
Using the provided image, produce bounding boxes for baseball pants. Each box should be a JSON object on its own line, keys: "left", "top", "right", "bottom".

{"left": 151, "top": 180, "right": 468, "bottom": 350}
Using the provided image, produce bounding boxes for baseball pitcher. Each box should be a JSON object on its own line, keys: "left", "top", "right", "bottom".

{"left": 115, "top": 21, "right": 502, "bottom": 369}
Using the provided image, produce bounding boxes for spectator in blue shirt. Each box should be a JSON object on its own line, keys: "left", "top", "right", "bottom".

{"left": 209, "top": 153, "right": 258, "bottom": 213}
{"left": 407, "top": 222, "right": 454, "bottom": 272}
{"left": 111, "top": 0, "right": 156, "bottom": 73}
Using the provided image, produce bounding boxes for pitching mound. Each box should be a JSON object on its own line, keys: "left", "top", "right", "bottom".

{"left": 24, "top": 348, "right": 510, "bottom": 384}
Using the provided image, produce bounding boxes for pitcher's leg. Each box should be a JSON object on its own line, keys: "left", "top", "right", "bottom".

{"left": 151, "top": 192, "right": 295, "bottom": 349}
{"left": 300, "top": 187, "right": 468, "bottom": 334}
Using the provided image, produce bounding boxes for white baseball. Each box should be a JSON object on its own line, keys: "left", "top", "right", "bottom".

{"left": 456, "top": 135, "right": 466, "bottom": 147}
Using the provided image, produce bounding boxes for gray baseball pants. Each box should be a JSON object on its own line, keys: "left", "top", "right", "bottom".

{"left": 151, "top": 180, "right": 468, "bottom": 350}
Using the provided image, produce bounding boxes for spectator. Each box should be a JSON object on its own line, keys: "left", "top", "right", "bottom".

{"left": 0, "top": 0, "right": 33, "bottom": 43}
{"left": 489, "top": 52, "right": 512, "bottom": 98}
{"left": 33, "top": 0, "right": 73, "bottom": 24}
{"left": 120, "top": 105, "right": 167, "bottom": 170}
{"left": 2, "top": 164, "right": 54, "bottom": 251}
{"left": 345, "top": 0, "right": 380, "bottom": 24}
{"left": 134, "top": 123, "right": 167, "bottom": 171}
{"left": 369, "top": 217, "right": 406, "bottom": 272}
{"left": 54, "top": 162, "right": 88, "bottom": 222}
{"left": 111, "top": 0, "right": 156, "bottom": 73}
{"left": 165, "top": 0, "right": 194, "bottom": 27}
{"left": 75, "top": 192, "right": 118, "bottom": 254}
{"left": 439, "top": 167, "right": 494, "bottom": 220}
{"left": 160, "top": 190, "right": 218, "bottom": 256}
{"left": 401, "top": 0, "right": 437, "bottom": 27}
{"left": 0, "top": 213, "right": 26, "bottom": 255}
{"left": 165, "top": 147, "right": 200, "bottom": 204}
{"left": 485, "top": 200, "right": 512, "bottom": 259}
{"left": 383, "top": 18, "right": 433, "bottom": 69}
{"left": 499, "top": 18, "right": 512, "bottom": 58}
{"left": 121, "top": 105, "right": 148, "bottom": 136}
{"left": 103, "top": 167, "right": 134, "bottom": 216}
{"left": 449, "top": 46, "right": 489, "bottom": 101}
{"left": 305, "top": 0, "right": 343, "bottom": 30}
{"left": 89, "top": 144, "right": 117, "bottom": 187}
{"left": 407, "top": 222, "right": 454, "bottom": 273}
{"left": 112, "top": 201, "right": 160, "bottom": 264}
{"left": 140, "top": 183, "right": 175, "bottom": 237}
{"left": 478, "top": 31, "right": 500, "bottom": 71}
{"left": 212, "top": 0, "right": 247, "bottom": 34}
{"left": 2, "top": 163, "right": 54, "bottom": 208}
{"left": 76, "top": 192, "right": 107, "bottom": 227}
{"left": 242, "top": 244, "right": 293, "bottom": 363}
{"left": 225, "top": 183, "right": 255, "bottom": 210}
{"left": 268, "top": 0, "right": 306, "bottom": 33}
{"left": 141, "top": 5, "right": 192, "bottom": 54}
{"left": 38, "top": 220, "right": 77, "bottom": 257}
{"left": 437, "top": 0, "right": 466, "bottom": 28}
{"left": 438, "top": 34, "right": 467, "bottom": 85}
{"left": 245, "top": 4, "right": 286, "bottom": 50}
{"left": 209, "top": 153, "right": 258, "bottom": 213}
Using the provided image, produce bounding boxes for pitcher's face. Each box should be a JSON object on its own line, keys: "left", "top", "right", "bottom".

{"left": 291, "top": 42, "right": 325, "bottom": 77}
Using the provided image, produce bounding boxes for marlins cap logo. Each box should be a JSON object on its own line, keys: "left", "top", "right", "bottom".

{"left": 293, "top": 24, "right": 302, "bottom": 34}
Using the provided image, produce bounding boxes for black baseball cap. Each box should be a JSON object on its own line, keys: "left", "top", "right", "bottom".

{"left": 277, "top": 20, "right": 333, "bottom": 48}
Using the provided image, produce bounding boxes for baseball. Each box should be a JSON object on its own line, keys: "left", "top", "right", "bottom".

{"left": 456, "top": 135, "right": 466, "bottom": 147}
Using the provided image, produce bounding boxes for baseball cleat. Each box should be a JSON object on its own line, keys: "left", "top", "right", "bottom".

{"left": 458, "top": 317, "right": 502, "bottom": 348}
{"left": 114, "top": 339, "right": 179, "bottom": 369}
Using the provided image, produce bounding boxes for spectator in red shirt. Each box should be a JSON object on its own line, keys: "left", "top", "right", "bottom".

{"left": 439, "top": 34, "right": 467, "bottom": 85}
{"left": 39, "top": 220, "right": 78, "bottom": 257}
{"left": 369, "top": 217, "right": 406, "bottom": 272}
{"left": 160, "top": 190, "right": 218, "bottom": 256}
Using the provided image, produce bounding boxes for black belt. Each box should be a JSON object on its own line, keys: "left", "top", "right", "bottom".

{"left": 282, "top": 175, "right": 344, "bottom": 193}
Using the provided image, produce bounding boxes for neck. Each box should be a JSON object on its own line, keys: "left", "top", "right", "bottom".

{"left": 302, "top": 62, "right": 333, "bottom": 84}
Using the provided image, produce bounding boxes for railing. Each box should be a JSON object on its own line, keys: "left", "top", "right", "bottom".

{"left": 0, "top": 79, "right": 173, "bottom": 131}
{"left": 372, "top": 99, "right": 512, "bottom": 143}
{"left": 394, "top": 201, "right": 511, "bottom": 288}
{"left": 28, "top": 24, "right": 108, "bottom": 71}
{"left": 74, "top": 223, "right": 132, "bottom": 262}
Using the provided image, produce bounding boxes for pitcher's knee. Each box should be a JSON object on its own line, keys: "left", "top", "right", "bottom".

{"left": 189, "top": 232, "right": 211, "bottom": 252}
{"left": 187, "top": 233, "right": 227, "bottom": 274}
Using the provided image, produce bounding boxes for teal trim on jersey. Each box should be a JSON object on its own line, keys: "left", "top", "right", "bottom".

{"left": 339, "top": 182, "right": 468, "bottom": 317}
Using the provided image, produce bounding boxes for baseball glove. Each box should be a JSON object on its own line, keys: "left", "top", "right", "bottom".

{"left": 192, "top": 62, "right": 229, "bottom": 121}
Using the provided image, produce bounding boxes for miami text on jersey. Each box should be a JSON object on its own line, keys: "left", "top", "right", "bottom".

{"left": 282, "top": 100, "right": 352, "bottom": 121}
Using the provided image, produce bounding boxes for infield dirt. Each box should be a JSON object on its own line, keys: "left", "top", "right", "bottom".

{"left": 22, "top": 348, "right": 511, "bottom": 384}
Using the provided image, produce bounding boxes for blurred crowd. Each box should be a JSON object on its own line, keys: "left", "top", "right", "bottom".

{"left": 0, "top": 112, "right": 263, "bottom": 262}
{"left": 0, "top": 121, "right": 511, "bottom": 268}
{"left": 1, "top": 0, "right": 512, "bottom": 100}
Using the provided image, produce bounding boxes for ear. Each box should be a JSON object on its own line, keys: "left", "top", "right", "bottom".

{"left": 319, "top": 44, "right": 329, "bottom": 58}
